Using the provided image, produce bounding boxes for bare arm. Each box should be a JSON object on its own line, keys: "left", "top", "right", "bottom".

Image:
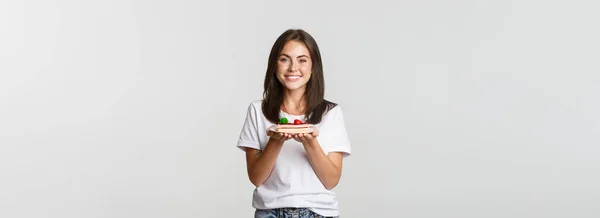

{"left": 244, "top": 132, "right": 293, "bottom": 187}
{"left": 294, "top": 133, "right": 344, "bottom": 190}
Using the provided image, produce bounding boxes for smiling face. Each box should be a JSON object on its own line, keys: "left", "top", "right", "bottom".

{"left": 276, "top": 40, "right": 312, "bottom": 92}
{"left": 261, "top": 29, "right": 329, "bottom": 125}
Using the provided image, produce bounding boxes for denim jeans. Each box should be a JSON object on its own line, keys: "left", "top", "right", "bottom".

{"left": 254, "top": 208, "right": 339, "bottom": 218}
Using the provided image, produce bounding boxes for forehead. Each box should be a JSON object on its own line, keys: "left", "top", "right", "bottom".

{"left": 280, "top": 41, "right": 310, "bottom": 57}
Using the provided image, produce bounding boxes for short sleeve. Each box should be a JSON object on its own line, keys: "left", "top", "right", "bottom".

{"left": 236, "top": 103, "right": 261, "bottom": 151}
{"left": 325, "top": 106, "right": 352, "bottom": 158}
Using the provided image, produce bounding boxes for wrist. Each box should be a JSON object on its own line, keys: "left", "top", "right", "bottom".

{"left": 302, "top": 139, "right": 319, "bottom": 148}
{"left": 268, "top": 137, "right": 285, "bottom": 146}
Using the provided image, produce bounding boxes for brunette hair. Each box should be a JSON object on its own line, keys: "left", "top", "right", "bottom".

{"left": 261, "top": 29, "right": 337, "bottom": 124}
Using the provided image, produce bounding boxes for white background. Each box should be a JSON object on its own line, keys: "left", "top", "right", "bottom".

{"left": 1, "top": 0, "right": 599, "bottom": 217}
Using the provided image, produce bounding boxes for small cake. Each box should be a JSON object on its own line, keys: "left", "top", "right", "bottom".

{"left": 276, "top": 118, "right": 314, "bottom": 133}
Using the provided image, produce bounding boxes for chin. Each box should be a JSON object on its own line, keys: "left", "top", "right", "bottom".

{"left": 282, "top": 83, "right": 307, "bottom": 91}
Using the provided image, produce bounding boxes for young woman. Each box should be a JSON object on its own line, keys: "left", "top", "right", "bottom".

{"left": 237, "top": 29, "right": 352, "bottom": 218}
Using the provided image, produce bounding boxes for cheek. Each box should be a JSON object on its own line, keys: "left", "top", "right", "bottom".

{"left": 301, "top": 67, "right": 312, "bottom": 78}
{"left": 300, "top": 65, "right": 312, "bottom": 73}
{"left": 276, "top": 63, "right": 284, "bottom": 73}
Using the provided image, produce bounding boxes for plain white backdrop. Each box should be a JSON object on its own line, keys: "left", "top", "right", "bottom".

{"left": 1, "top": 0, "right": 599, "bottom": 217}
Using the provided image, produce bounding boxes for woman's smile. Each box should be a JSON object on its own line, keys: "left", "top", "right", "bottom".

{"left": 284, "top": 75, "right": 302, "bottom": 82}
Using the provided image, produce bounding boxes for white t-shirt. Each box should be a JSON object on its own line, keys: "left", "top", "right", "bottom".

{"left": 236, "top": 100, "right": 352, "bottom": 217}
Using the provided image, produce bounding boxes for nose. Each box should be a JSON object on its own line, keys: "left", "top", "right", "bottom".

{"left": 288, "top": 60, "right": 298, "bottom": 72}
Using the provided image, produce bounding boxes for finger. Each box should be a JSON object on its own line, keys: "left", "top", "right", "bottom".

{"left": 304, "top": 133, "right": 313, "bottom": 141}
{"left": 298, "top": 133, "right": 306, "bottom": 141}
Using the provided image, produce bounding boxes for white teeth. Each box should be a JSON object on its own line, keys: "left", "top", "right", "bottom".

{"left": 287, "top": 76, "right": 300, "bottom": 79}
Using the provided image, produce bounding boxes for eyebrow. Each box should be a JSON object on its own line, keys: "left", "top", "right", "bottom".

{"left": 279, "top": 54, "right": 310, "bottom": 59}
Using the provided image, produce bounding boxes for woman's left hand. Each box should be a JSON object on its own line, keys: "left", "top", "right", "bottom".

{"left": 293, "top": 129, "right": 319, "bottom": 145}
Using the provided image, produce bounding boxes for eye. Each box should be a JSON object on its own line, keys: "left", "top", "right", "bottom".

{"left": 299, "top": 59, "right": 308, "bottom": 63}
{"left": 279, "top": 58, "right": 288, "bottom": 62}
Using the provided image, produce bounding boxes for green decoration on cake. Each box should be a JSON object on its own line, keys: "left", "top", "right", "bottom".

{"left": 279, "top": 118, "right": 288, "bottom": 124}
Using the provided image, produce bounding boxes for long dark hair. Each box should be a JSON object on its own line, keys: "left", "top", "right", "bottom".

{"left": 261, "top": 29, "right": 337, "bottom": 124}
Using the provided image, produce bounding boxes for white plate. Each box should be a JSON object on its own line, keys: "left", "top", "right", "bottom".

{"left": 267, "top": 124, "right": 317, "bottom": 134}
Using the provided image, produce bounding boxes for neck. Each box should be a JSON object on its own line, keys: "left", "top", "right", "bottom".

{"left": 282, "top": 87, "right": 306, "bottom": 114}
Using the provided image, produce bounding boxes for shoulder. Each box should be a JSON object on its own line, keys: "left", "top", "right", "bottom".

{"left": 323, "top": 100, "right": 341, "bottom": 115}
{"left": 251, "top": 99, "right": 263, "bottom": 107}
{"left": 321, "top": 101, "right": 345, "bottom": 121}
{"left": 246, "top": 99, "right": 264, "bottom": 111}
{"left": 242, "top": 100, "right": 264, "bottom": 119}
